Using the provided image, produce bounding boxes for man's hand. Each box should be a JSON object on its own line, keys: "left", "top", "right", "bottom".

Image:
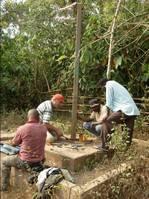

{"left": 77, "top": 112, "right": 84, "bottom": 121}
{"left": 42, "top": 157, "right": 46, "bottom": 163}
{"left": 8, "top": 140, "right": 16, "bottom": 146}
{"left": 77, "top": 112, "right": 93, "bottom": 122}
{"left": 55, "top": 128, "right": 63, "bottom": 138}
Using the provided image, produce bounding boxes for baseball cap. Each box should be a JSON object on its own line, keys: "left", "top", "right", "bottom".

{"left": 89, "top": 99, "right": 100, "bottom": 108}
{"left": 52, "top": 94, "right": 64, "bottom": 103}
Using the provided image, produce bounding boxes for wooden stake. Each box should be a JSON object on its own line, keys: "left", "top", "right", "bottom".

{"left": 71, "top": 3, "right": 82, "bottom": 139}
{"left": 107, "top": 0, "right": 122, "bottom": 79}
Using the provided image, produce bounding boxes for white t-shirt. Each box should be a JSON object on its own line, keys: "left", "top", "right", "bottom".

{"left": 105, "top": 80, "right": 140, "bottom": 116}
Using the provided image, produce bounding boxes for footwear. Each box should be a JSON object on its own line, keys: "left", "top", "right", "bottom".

{"left": 111, "top": 128, "right": 115, "bottom": 133}
{"left": 95, "top": 145, "right": 109, "bottom": 152}
{"left": 106, "top": 134, "right": 112, "bottom": 142}
{"left": 101, "top": 146, "right": 109, "bottom": 152}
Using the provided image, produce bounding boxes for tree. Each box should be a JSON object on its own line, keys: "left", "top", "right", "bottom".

{"left": 1, "top": 0, "right": 148, "bottom": 110}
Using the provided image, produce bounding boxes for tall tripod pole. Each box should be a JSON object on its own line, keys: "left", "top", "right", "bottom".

{"left": 71, "top": 3, "right": 82, "bottom": 139}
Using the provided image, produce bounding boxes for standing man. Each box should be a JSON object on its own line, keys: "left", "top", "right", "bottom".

{"left": 98, "top": 78, "right": 140, "bottom": 151}
{"left": 1, "top": 109, "right": 47, "bottom": 191}
{"left": 37, "top": 94, "right": 64, "bottom": 143}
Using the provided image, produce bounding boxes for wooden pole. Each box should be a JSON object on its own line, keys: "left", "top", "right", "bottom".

{"left": 107, "top": 0, "right": 122, "bottom": 79}
{"left": 71, "top": 3, "right": 82, "bottom": 139}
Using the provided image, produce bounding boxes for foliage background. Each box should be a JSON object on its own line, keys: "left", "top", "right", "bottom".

{"left": 1, "top": 0, "right": 149, "bottom": 110}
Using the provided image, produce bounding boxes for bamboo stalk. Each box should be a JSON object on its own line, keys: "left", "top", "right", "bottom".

{"left": 107, "top": 0, "right": 122, "bottom": 79}
{"left": 43, "top": 70, "right": 51, "bottom": 92}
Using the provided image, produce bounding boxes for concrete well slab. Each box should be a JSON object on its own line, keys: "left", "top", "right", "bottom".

{"left": 45, "top": 141, "right": 104, "bottom": 171}
{"left": 1, "top": 133, "right": 103, "bottom": 172}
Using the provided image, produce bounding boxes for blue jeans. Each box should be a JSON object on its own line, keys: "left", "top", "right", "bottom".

{"left": 83, "top": 122, "right": 102, "bottom": 136}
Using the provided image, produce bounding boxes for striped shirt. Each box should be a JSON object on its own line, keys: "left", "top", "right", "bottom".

{"left": 37, "top": 100, "right": 53, "bottom": 123}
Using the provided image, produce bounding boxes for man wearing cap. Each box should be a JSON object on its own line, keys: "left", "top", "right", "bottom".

{"left": 37, "top": 94, "right": 64, "bottom": 143}
{"left": 78, "top": 99, "right": 108, "bottom": 150}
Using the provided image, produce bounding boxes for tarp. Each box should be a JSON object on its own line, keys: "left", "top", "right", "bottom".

{"left": 0, "top": 143, "right": 20, "bottom": 155}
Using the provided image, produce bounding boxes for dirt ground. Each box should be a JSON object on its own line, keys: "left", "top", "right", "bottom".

{"left": 73, "top": 142, "right": 149, "bottom": 185}
{"left": 0, "top": 112, "right": 149, "bottom": 198}
{"left": 1, "top": 142, "right": 149, "bottom": 199}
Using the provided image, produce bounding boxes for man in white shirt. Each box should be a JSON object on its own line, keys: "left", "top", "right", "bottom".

{"left": 98, "top": 78, "right": 140, "bottom": 150}
{"left": 37, "top": 94, "right": 64, "bottom": 143}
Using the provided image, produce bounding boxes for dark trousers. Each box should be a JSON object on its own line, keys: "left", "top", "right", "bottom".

{"left": 101, "top": 111, "right": 136, "bottom": 148}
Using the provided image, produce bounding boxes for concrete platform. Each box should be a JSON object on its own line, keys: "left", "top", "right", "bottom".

{"left": 2, "top": 132, "right": 148, "bottom": 173}
{"left": 1, "top": 132, "right": 104, "bottom": 172}
{"left": 45, "top": 140, "right": 105, "bottom": 171}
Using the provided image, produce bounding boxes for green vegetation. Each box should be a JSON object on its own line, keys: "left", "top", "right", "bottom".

{"left": 1, "top": 0, "right": 148, "bottom": 110}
